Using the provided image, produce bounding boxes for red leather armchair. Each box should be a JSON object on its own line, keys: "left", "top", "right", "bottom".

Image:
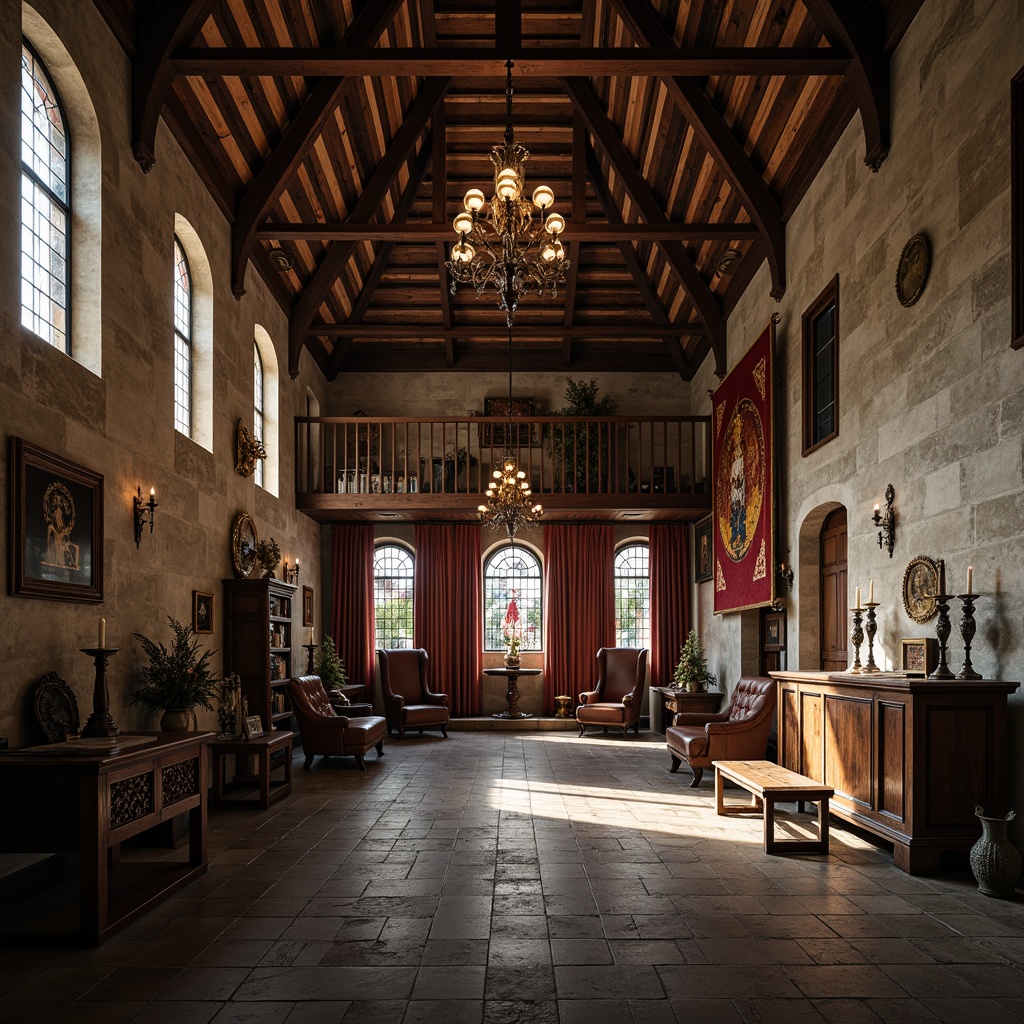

{"left": 666, "top": 676, "right": 776, "bottom": 787}
{"left": 377, "top": 648, "right": 450, "bottom": 738}
{"left": 287, "top": 675, "right": 387, "bottom": 770}
{"left": 577, "top": 647, "right": 649, "bottom": 737}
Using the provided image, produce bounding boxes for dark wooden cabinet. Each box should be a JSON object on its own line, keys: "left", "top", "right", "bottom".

{"left": 222, "top": 578, "right": 297, "bottom": 732}
{"left": 650, "top": 686, "right": 724, "bottom": 733}
{"left": 773, "top": 671, "right": 1018, "bottom": 874}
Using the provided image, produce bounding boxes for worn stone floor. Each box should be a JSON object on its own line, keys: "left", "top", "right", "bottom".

{"left": 4, "top": 730, "right": 1024, "bottom": 1023}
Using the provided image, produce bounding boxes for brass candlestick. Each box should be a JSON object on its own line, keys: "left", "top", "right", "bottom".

{"left": 79, "top": 647, "right": 121, "bottom": 738}
{"left": 862, "top": 603, "right": 880, "bottom": 673}
{"left": 929, "top": 594, "right": 955, "bottom": 679}
{"left": 849, "top": 606, "right": 865, "bottom": 673}
{"left": 957, "top": 594, "right": 981, "bottom": 680}
{"left": 303, "top": 643, "right": 319, "bottom": 675}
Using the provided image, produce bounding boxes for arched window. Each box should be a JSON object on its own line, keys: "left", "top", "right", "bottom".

{"left": 253, "top": 342, "right": 264, "bottom": 488}
{"left": 172, "top": 236, "right": 192, "bottom": 435}
{"left": 484, "top": 544, "right": 542, "bottom": 651}
{"left": 614, "top": 542, "right": 650, "bottom": 648}
{"left": 21, "top": 40, "right": 69, "bottom": 352}
{"left": 374, "top": 544, "right": 415, "bottom": 648}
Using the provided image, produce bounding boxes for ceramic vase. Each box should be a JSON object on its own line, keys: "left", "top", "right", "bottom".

{"left": 970, "top": 806, "right": 1021, "bottom": 898}
{"left": 160, "top": 708, "right": 193, "bottom": 731}
{"left": 503, "top": 651, "right": 520, "bottom": 669}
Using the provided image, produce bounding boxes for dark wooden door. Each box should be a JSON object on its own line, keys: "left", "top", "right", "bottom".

{"left": 819, "top": 507, "right": 848, "bottom": 670}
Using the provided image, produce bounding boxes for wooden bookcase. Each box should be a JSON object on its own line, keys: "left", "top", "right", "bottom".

{"left": 222, "top": 577, "right": 297, "bottom": 732}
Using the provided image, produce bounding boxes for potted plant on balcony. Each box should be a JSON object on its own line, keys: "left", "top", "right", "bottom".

{"left": 672, "top": 629, "right": 717, "bottom": 692}
{"left": 546, "top": 378, "right": 618, "bottom": 492}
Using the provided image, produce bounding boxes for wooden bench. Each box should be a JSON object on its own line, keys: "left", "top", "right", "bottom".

{"left": 713, "top": 759, "right": 834, "bottom": 855}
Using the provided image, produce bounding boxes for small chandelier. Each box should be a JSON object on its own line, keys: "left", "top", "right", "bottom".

{"left": 477, "top": 326, "right": 543, "bottom": 539}
{"left": 447, "top": 60, "right": 569, "bottom": 326}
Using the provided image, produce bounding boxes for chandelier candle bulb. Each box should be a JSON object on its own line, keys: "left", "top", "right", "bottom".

{"left": 532, "top": 185, "right": 554, "bottom": 209}
{"left": 453, "top": 212, "right": 473, "bottom": 235}
{"left": 545, "top": 212, "right": 565, "bottom": 235}
{"left": 464, "top": 189, "right": 485, "bottom": 212}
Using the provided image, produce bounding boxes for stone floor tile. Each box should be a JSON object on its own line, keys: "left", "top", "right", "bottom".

{"left": 402, "top": 999, "right": 482, "bottom": 1024}
{"left": 607, "top": 939, "right": 688, "bottom": 965}
{"left": 484, "top": 965, "right": 557, "bottom": 1001}
{"left": 555, "top": 998, "right": 635, "bottom": 1024}
{"left": 482, "top": 1000, "right": 558, "bottom": 1024}
{"left": 236, "top": 967, "right": 417, "bottom": 1002}
{"left": 338, "top": 1000, "right": 407, "bottom": 1024}
{"left": 917, "top": 998, "right": 1024, "bottom": 1023}
{"left": 658, "top": 965, "right": 803, "bottom": 1000}
{"left": 155, "top": 968, "right": 251, "bottom": 1002}
{"left": 550, "top": 938, "right": 613, "bottom": 965}
{"left": 208, "top": 1003, "right": 293, "bottom": 1024}
{"left": 667, "top": 998, "right": 744, "bottom": 1022}
{"left": 696, "top": 938, "right": 814, "bottom": 965}
{"left": 126, "top": 1001, "right": 223, "bottom": 1024}
{"left": 554, "top": 965, "right": 664, "bottom": 999}
{"left": 409, "top": 966, "right": 486, "bottom": 1000}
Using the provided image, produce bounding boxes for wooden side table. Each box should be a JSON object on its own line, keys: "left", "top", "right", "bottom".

{"left": 210, "top": 731, "right": 293, "bottom": 809}
{"left": 652, "top": 686, "right": 724, "bottom": 733}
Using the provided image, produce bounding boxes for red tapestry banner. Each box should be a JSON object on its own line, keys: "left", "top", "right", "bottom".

{"left": 712, "top": 320, "right": 775, "bottom": 614}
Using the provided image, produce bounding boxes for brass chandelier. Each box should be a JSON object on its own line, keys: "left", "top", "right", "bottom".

{"left": 446, "top": 60, "right": 569, "bottom": 326}
{"left": 477, "top": 325, "right": 543, "bottom": 539}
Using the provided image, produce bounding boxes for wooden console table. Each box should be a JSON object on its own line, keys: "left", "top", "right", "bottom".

{"left": 772, "top": 672, "right": 1019, "bottom": 874}
{"left": 0, "top": 731, "right": 211, "bottom": 944}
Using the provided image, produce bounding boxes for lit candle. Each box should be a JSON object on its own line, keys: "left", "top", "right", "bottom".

{"left": 874, "top": 502, "right": 880, "bottom": 513}
{"left": 967, "top": 566, "right": 973, "bottom": 595}
{"left": 310, "top": 627, "right": 314, "bottom": 645}
{"left": 98, "top": 617, "right": 106, "bottom": 648}
{"left": 149, "top": 486, "right": 155, "bottom": 498}
{"left": 295, "top": 558, "right": 300, "bottom": 569}
{"left": 855, "top": 586, "right": 861, "bottom": 609}
{"left": 868, "top": 579, "right": 874, "bottom": 604}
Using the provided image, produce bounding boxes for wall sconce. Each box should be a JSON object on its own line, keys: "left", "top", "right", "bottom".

{"left": 777, "top": 562, "right": 794, "bottom": 591}
{"left": 872, "top": 483, "right": 896, "bottom": 558}
{"left": 133, "top": 486, "right": 157, "bottom": 548}
{"left": 284, "top": 559, "right": 300, "bottom": 585}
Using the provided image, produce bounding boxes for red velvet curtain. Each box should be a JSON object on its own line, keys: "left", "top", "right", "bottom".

{"left": 543, "top": 524, "right": 615, "bottom": 713}
{"left": 414, "top": 524, "right": 481, "bottom": 716}
{"left": 649, "top": 523, "right": 691, "bottom": 688}
{"left": 330, "top": 524, "right": 376, "bottom": 702}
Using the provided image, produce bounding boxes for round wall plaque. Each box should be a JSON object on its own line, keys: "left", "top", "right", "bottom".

{"left": 902, "top": 554, "right": 940, "bottom": 623}
{"left": 896, "top": 234, "right": 930, "bottom": 307}
{"left": 231, "top": 512, "right": 258, "bottom": 578}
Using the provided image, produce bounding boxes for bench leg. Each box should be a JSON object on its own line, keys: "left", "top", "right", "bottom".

{"left": 764, "top": 797, "right": 777, "bottom": 854}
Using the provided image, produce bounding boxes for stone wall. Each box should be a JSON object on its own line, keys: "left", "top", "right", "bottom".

{"left": 693, "top": 0, "right": 1024, "bottom": 811}
{"left": 0, "top": 1, "right": 324, "bottom": 750}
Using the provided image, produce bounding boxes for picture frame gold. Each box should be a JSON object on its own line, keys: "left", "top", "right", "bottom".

{"left": 902, "top": 554, "right": 940, "bottom": 623}
{"left": 242, "top": 714, "right": 265, "bottom": 739}
{"left": 763, "top": 609, "right": 786, "bottom": 651}
{"left": 231, "top": 512, "right": 258, "bottom": 579}
{"left": 694, "top": 516, "right": 713, "bottom": 583}
{"left": 302, "top": 585, "right": 314, "bottom": 627}
{"left": 896, "top": 234, "right": 930, "bottom": 307}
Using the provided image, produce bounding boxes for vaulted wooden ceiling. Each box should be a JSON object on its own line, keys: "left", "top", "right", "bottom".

{"left": 97, "top": 0, "right": 923, "bottom": 380}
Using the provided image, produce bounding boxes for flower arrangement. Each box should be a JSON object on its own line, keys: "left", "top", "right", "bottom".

{"left": 256, "top": 537, "right": 281, "bottom": 577}
{"left": 502, "top": 594, "right": 522, "bottom": 665}
{"left": 672, "top": 628, "right": 716, "bottom": 692}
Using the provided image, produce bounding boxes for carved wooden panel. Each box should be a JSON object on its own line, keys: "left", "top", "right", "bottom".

{"left": 110, "top": 771, "right": 154, "bottom": 828}
{"left": 800, "top": 691, "right": 823, "bottom": 781}
{"left": 824, "top": 694, "right": 872, "bottom": 807}
{"left": 781, "top": 687, "right": 800, "bottom": 771}
{"left": 926, "top": 706, "right": 991, "bottom": 829}
{"left": 878, "top": 700, "right": 905, "bottom": 820}
{"left": 162, "top": 757, "right": 200, "bottom": 807}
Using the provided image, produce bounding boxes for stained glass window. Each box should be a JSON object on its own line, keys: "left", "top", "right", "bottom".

{"left": 173, "top": 237, "right": 192, "bottom": 435}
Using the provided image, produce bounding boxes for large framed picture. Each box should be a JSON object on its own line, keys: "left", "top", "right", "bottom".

{"left": 481, "top": 396, "right": 539, "bottom": 447}
{"left": 302, "top": 585, "right": 314, "bottom": 627}
{"left": 694, "top": 516, "right": 713, "bottom": 583}
{"left": 9, "top": 437, "right": 104, "bottom": 603}
{"left": 192, "top": 591, "right": 214, "bottom": 634}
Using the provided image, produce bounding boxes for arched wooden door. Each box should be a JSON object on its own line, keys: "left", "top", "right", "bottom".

{"left": 819, "top": 507, "right": 848, "bottom": 670}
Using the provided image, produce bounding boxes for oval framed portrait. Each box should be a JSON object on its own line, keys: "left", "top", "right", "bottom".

{"left": 896, "top": 234, "right": 930, "bottom": 307}
{"left": 902, "top": 554, "right": 939, "bottom": 623}
{"left": 231, "top": 511, "right": 258, "bottom": 579}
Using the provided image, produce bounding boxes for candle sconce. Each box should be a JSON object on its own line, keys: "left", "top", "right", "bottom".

{"left": 872, "top": 483, "right": 896, "bottom": 558}
{"left": 133, "top": 486, "right": 158, "bottom": 549}
{"left": 283, "top": 559, "right": 300, "bottom": 586}
{"left": 772, "top": 562, "right": 795, "bottom": 610}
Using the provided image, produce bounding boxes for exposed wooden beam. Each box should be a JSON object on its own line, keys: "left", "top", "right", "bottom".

{"left": 310, "top": 323, "right": 704, "bottom": 339}
{"left": 588, "top": 147, "right": 694, "bottom": 381}
{"left": 607, "top": 0, "right": 786, "bottom": 301}
{"left": 132, "top": 0, "right": 219, "bottom": 172}
{"left": 802, "top": 0, "right": 890, "bottom": 170}
{"left": 495, "top": 0, "right": 522, "bottom": 54}
{"left": 231, "top": 0, "right": 406, "bottom": 297}
{"left": 288, "top": 77, "right": 451, "bottom": 379}
{"left": 257, "top": 222, "right": 760, "bottom": 242}
{"left": 326, "top": 141, "right": 433, "bottom": 380}
{"left": 171, "top": 46, "right": 851, "bottom": 78}
{"left": 561, "top": 76, "right": 727, "bottom": 376}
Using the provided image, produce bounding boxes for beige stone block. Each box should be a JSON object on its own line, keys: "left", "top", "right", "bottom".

{"left": 1001, "top": 388, "right": 1024, "bottom": 439}
{"left": 975, "top": 490, "right": 1024, "bottom": 544}
{"left": 923, "top": 462, "right": 961, "bottom": 517}
{"left": 964, "top": 440, "right": 1023, "bottom": 500}
{"left": 876, "top": 389, "right": 950, "bottom": 462}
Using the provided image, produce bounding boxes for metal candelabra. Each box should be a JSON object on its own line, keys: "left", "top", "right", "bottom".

{"left": 862, "top": 603, "right": 880, "bottom": 673}
{"left": 957, "top": 594, "right": 981, "bottom": 680}
{"left": 929, "top": 594, "right": 955, "bottom": 679}
{"left": 79, "top": 647, "right": 121, "bottom": 738}
{"left": 849, "top": 606, "right": 864, "bottom": 673}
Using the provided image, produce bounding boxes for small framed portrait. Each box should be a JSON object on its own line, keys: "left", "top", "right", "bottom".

{"left": 901, "top": 637, "right": 937, "bottom": 676}
{"left": 481, "top": 396, "right": 540, "bottom": 447}
{"left": 192, "top": 591, "right": 214, "bottom": 634}
{"left": 694, "top": 516, "right": 713, "bottom": 583}
{"left": 764, "top": 610, "right": 786, "bottom": 651}
{"left": 302, "top": 585, "right": 314, "bottom": 627}
{"left": 242, "top": 715, "right": 265, "bottom": 739}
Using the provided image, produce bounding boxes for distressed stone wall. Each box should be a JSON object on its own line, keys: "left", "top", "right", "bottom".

{"left": 0, "top": 0, "right": 325, "bottom": 751}
{"left": 693, "top": 0, "right": 1024, "bottom": 811}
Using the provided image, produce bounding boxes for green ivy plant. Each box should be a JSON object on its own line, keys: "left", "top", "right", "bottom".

{"left": 131, "top": 617, "right": 219, "bottom": 714}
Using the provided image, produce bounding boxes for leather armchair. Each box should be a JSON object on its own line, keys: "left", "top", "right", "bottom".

{"left": 377, "top": 648, "right": 450, "bottom": 738}
{"left": 666, "top": 676, "right": 776, "bottom": 787}
{"left": 577, "top": 647, "right": 649, "bottom": 737}
{"left": 286, "top": 675, "right": 387, "bottom": 770}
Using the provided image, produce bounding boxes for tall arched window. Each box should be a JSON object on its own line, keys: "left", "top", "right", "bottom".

{"left": 614, "top": 542, "right": 650, "bottom": 648}
{"left": 374, "top": 544, "right": 415, "bottom": 648}
{"left": 253, "top": 343, "right": 264, "bottom": 488}
{"left": 172, "top": 237, "right": 192, "bottom": 435}
{"left": 21, "top": 40, "right": 69, "bottom": 352}
{"left": 484, "top": 544, "right": 543, "bottom": 651}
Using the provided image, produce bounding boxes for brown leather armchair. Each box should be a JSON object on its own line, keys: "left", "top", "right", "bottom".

{"left": 287, "top": 675, "right": 387, "bottom": 770}
{"left": 377, "top": 648, "right": 450, "bottom": 738}
{"left": 576, "top": 647, "right": 649, "bottom": 737}
{"left": 666, "top": 676, "right": 776, "bottom": 787}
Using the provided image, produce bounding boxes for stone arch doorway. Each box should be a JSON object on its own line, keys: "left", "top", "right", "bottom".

{"left": 819, "top": 507, "right": 848, "bottom": 670}
{"left": 795, "top": 501, "right": 847, "bottom": 670}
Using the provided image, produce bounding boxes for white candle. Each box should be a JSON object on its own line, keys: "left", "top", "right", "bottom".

{"left": 967, "top": 566, "right": 973, "bottom": 594}
{"left": 855, "top": 586, "right": 861, "bottom": 609}
{"left": 310, "top": 627, "right": 314, "bottom": 645}
{"left": 868, "top": 579, "right": 874, "bottom": 604}
{"left": 98, "top": 617, "right": 106, "bottom": 648}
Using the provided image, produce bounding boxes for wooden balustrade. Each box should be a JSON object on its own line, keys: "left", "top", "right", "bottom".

{"left": 294, "top": 415, "right": 712, "bottom": 522}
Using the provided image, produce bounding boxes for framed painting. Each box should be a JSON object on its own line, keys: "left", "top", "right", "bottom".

{"left": 481, "top": 396, "right": 539, "bottom": 447}
{"left": 764, "top": 610, "right": 786, "bottom": 651}
{"left": 694, "top": 517, "right": 713, "bottom": 583}
{"left": 302, "top": 585, "right": 314, "bottom": 627}
{"left": 192, "top": 591, "right": 214, "bottom": 634}
{"left": 901, "top": 637, "right": 938, "bottom": 676}
{"left": 9, "top": 437, "right": 104, "bottom": 603}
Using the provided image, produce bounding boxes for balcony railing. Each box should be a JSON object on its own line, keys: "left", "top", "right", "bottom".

{"left": 295, "top": 415, "right": 711, "bottom": 519}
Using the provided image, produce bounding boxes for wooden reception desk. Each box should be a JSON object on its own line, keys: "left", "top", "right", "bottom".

{"left": 771, "top": 672, "right": 1018, "bottom": 874}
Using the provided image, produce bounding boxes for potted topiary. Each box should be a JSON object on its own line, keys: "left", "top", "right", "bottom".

{"left": 316, "top": 635, "right": 349, "bottom": 701}
{"left": 131, "top": 617, "right": 219, "bottom": 730}
{"left": 672, "top": 629, "right": 717, "bottom": 693}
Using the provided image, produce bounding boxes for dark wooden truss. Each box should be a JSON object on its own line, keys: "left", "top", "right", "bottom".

{"left": 101, "top": 0, "right": 922, "bottom": 381}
